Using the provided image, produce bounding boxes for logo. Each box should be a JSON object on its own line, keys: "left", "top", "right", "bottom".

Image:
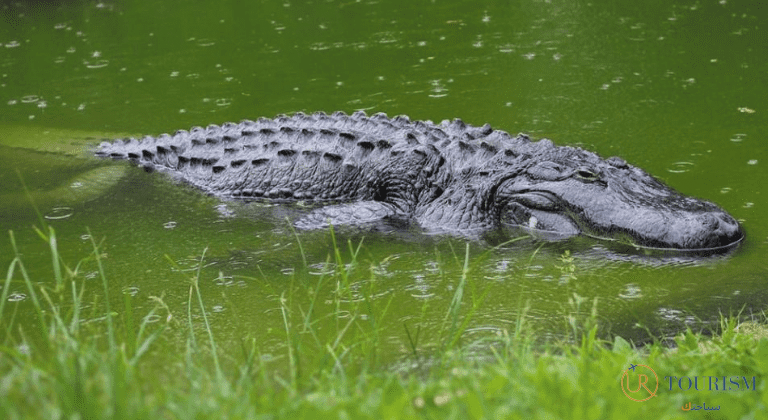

{"left": 621, "top": 363, "right": 659, "bottom": 402}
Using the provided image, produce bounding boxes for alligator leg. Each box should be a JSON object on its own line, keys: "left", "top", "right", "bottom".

{"left": 294, "top": 201, "right": 401, "bottom": 229}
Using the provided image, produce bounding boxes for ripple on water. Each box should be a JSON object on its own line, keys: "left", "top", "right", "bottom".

{"left": 667, "top": 161, "right": 694, "bottom": 173}
{"left": 172, "top": 257, "right": 217, "bottom": 272}
{"left": 7, "top": 293, "right": 26, "bottom": 302}
{"left": 143, "top": 314, "right": 162, "bottom": 323}
{"left": 194, "top": 38, "right": 216, "bottom": 47}
{"left": 45, "top": 206, "right": 74, "bottom": 220}
{"left": 83, "top": 59, "right": 109, "bottom": 69}
{"left": 308, "top": 262, "right": 335, "bottom": 276}
{"left": 657, "top": 307, "right": 700, "bottom": 326}
{"left": 730, "top": 133, "right": 746, "bottom": 142}
{"left": 20, "top": 95, "right": 40, "bottom": 103}
{"left": 618, "top": 283, "right": 643, "bottom": 299}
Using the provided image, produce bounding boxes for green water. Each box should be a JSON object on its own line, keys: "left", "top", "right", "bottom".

{"left": 1, "top": 0, "right": 766, "bottom": 358}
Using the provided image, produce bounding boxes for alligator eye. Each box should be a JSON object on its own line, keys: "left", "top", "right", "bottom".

{"left": 575, "top": 168, "right": 599, "bottom": 182}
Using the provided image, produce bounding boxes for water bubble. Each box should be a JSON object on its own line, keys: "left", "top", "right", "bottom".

{"left": 5, "top": 41, "right": 20, "bottom": 48}
{"left": 7, "top": 99, "right": 17, "bottom": 105}
{"left": 720, "top": 187, "right": 732, "bottom": 194}
{"left": 730, "top": 133, "right": 746, "bottom": 142}
{"left": 45, "top": 206, "right": 74, "bottom": 220}
{"left": 212, "top": 305, "right": 225, "bottom": 313}
{"left": 80, "top": 234, "right": 92, "bottom": 240}
{"left": 163, "top": 221, "right": 177, "bottom": 229}
{"left": 21, "top": 95, "right": 39, "bottom": 103}
{"left": 747, "top": 159, "right": 758, "bottom": 165}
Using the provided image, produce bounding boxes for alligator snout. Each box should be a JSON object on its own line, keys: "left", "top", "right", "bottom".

{"left": 602, "top": 204, "right": 745, "bottom": 252}
{"left": 695, "top": 210, "right": 744, "bottom": 250}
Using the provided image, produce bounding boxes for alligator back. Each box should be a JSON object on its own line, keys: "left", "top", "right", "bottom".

{"left": 95, "top": 111, "right": 522, "bottom": 202}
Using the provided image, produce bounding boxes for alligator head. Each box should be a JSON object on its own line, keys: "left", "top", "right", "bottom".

{"left": 491, "top": 141, "right": 744, "bottom": 252}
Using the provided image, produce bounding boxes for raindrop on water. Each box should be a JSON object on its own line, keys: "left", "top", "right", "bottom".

{"left": 83, "top": 60, "right": 109, "bottom": 69}
{"left": 122, "top": 286, "right": 140, "bottom": 296}
{"left": 45, "top": 206, "right": 74, "bottom": 220}
{"left": 8, "top": 293, "right": 26, "bottom": 302}
{"left": 666, "top": 161, "right": 694, "bottom": 173}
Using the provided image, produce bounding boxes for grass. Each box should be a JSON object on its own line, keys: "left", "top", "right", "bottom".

{"left": 1, "top": 226, "right": 767, "bottom": 419}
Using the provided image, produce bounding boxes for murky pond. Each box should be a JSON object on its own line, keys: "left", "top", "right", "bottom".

{"left": 1, "top": 0, "right": 766, "bottom": 362}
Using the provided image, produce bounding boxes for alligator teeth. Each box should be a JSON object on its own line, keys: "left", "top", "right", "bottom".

{"left": 528, "top": 216, "right": 538, "bottom": 229}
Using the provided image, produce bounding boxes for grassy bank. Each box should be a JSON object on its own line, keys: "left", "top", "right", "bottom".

{"left": 1, "top": 226, "right": 766, "bottom": 419}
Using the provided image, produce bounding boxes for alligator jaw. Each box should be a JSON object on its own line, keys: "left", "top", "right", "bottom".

{"left": 501, "top": 191, "right": 745, "bottom": 252}
{"left": 500, "top": 192, "right": 580, "bottom": 237}
{"left": 581, "top": 206, "right": 746, "bottom": 252}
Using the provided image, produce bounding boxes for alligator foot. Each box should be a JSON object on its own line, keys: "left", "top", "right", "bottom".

{"left": 294, "top": 201, "right": 400, "bottom": 230}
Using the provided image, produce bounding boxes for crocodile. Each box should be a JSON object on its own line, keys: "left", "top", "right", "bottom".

{"left": 95, "top": 111, "right": 744, "bottom": 252}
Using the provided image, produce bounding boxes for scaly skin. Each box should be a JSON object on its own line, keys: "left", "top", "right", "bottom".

{"left": 95, "top": 111, "right": 744, "bottom": 252}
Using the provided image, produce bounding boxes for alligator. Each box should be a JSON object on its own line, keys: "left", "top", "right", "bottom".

{"left": 95, "top": 111, "right": 744, "bottom": 252}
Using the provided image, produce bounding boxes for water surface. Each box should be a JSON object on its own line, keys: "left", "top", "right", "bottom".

{"left": 1, "top": 0, "right": 766, "bottom": 360}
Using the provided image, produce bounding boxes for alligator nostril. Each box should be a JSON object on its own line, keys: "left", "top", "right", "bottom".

{"left": 701, "top": 213, "right": 719, "bottom": 229}
{"left": 713, "top": 212, "right": 744, "bottom": 245}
